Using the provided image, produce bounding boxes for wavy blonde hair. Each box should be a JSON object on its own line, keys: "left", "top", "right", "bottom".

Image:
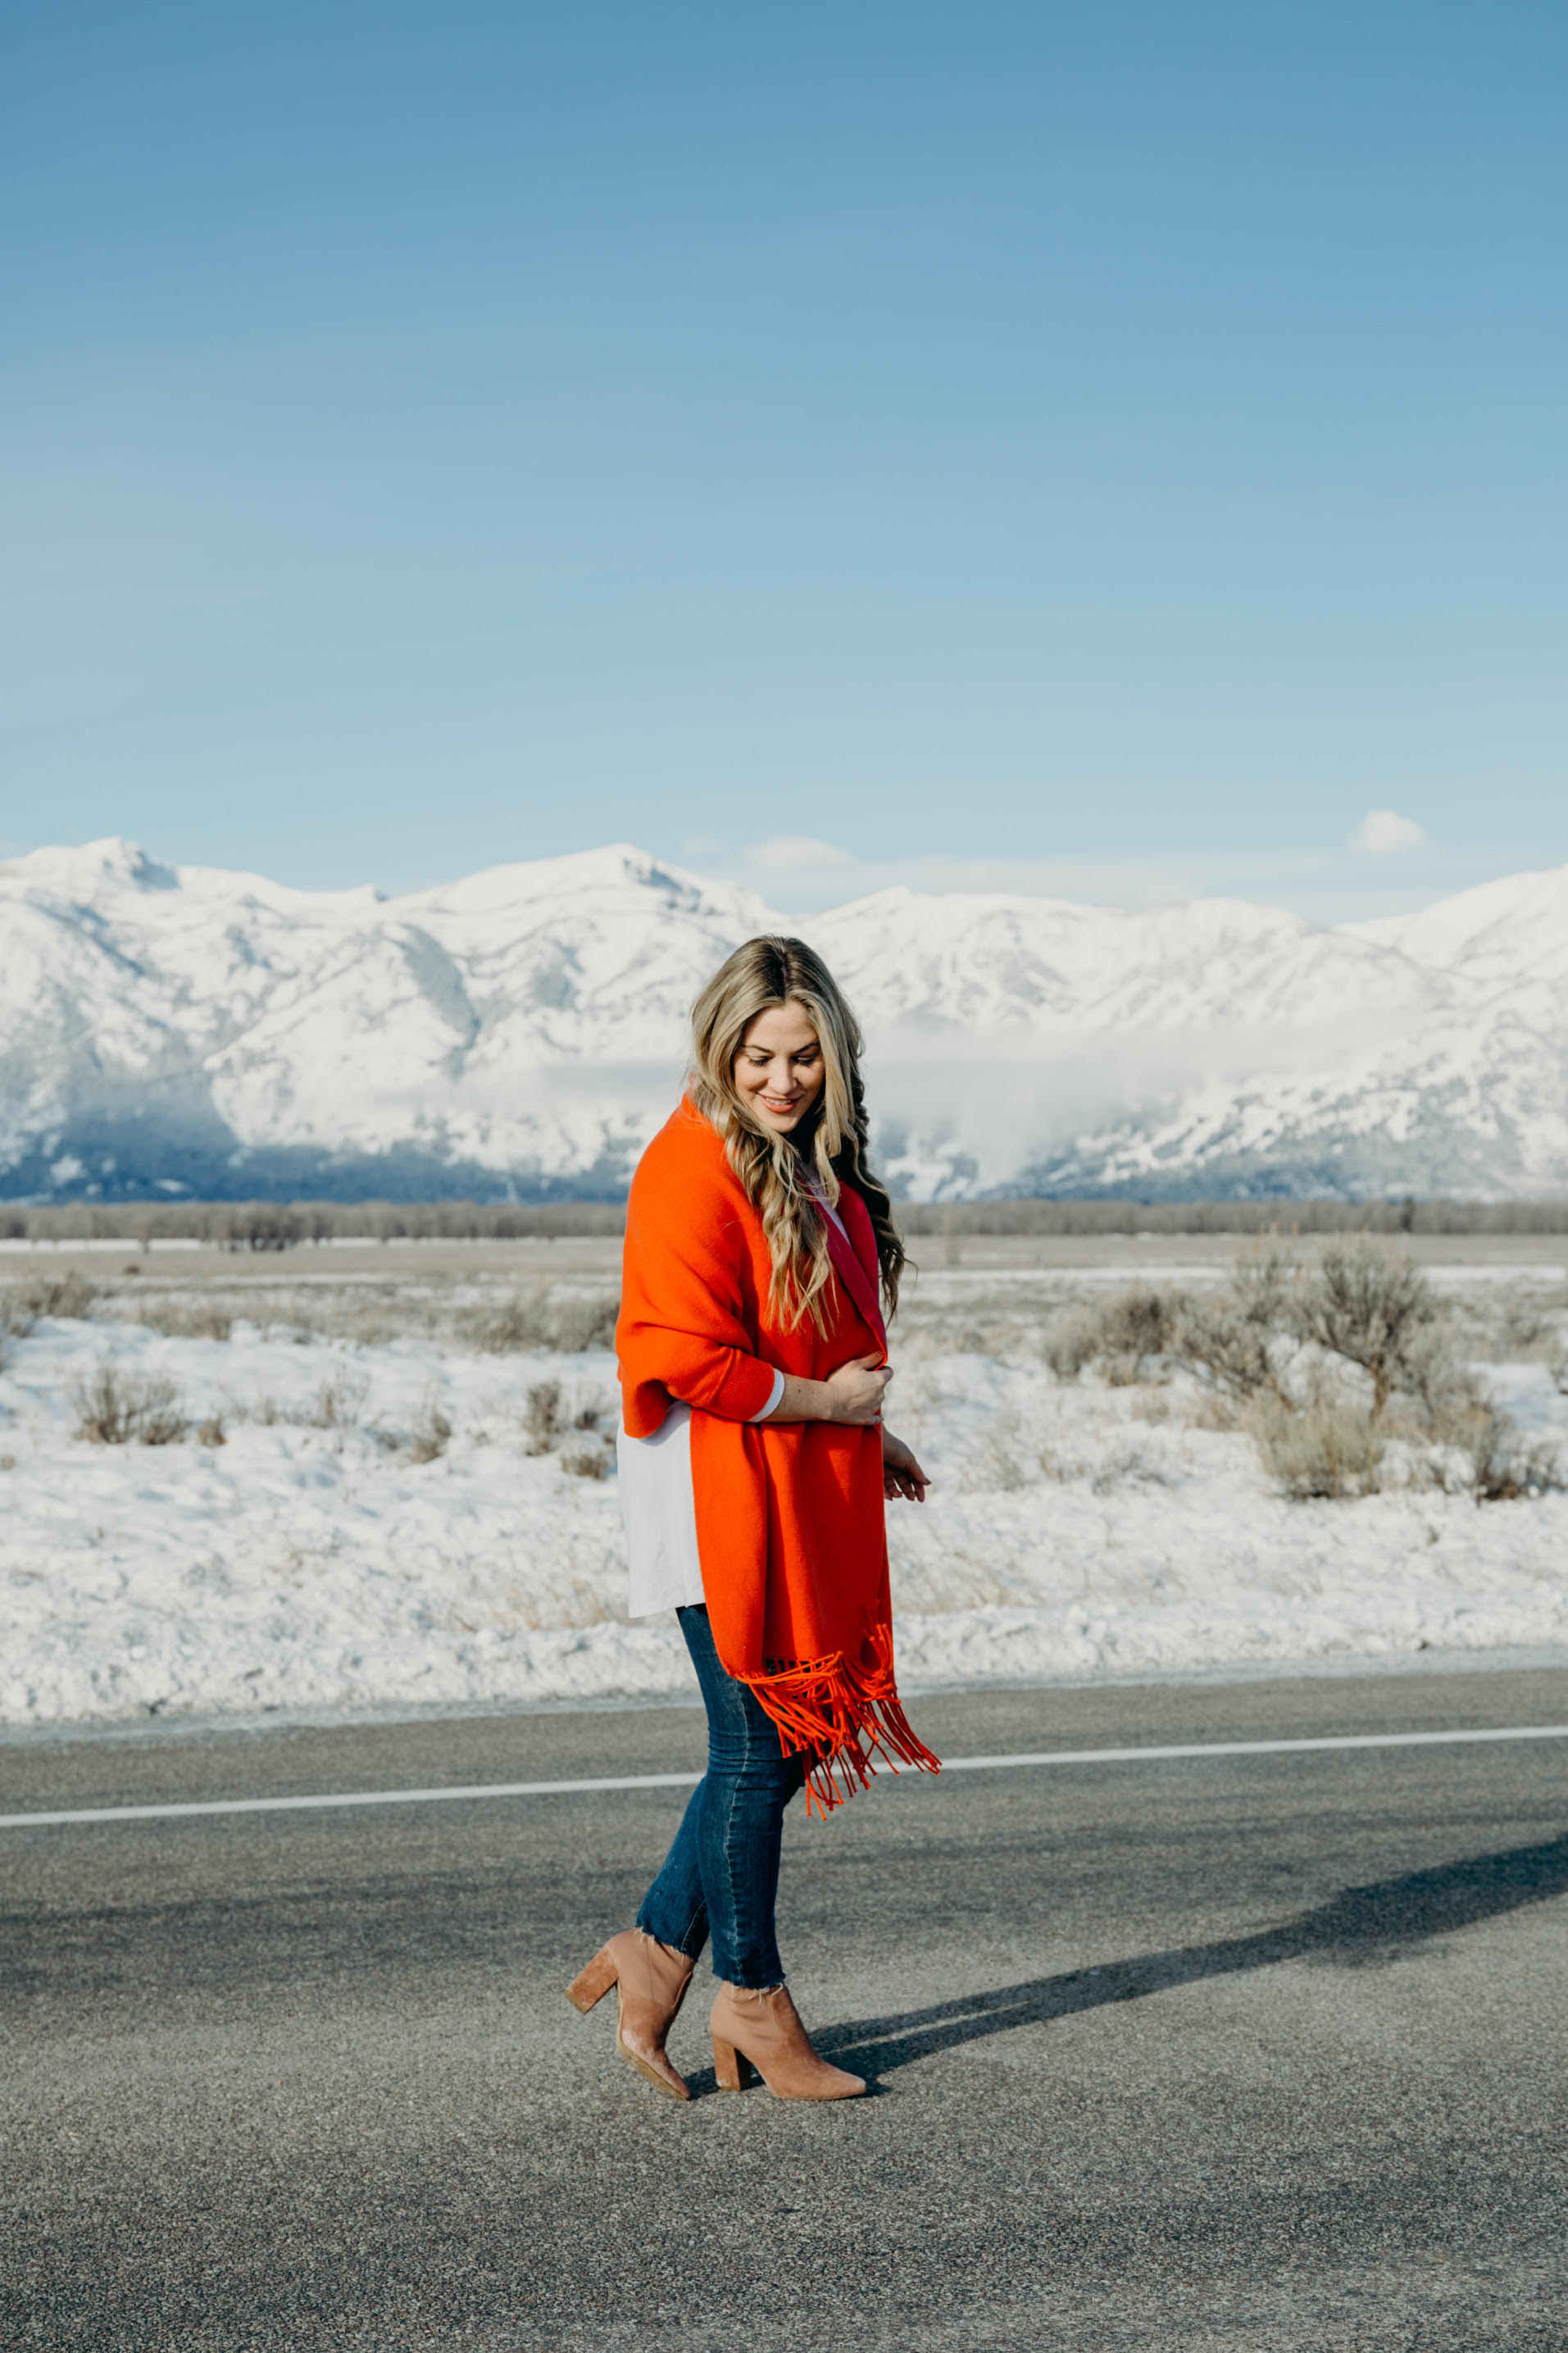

{"left": 689, "top": 936, "right": 906, "bottom": 1334}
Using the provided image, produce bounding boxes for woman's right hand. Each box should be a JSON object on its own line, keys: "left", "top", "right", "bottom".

{"left": 825, "top": 1354, "right": 893, "bottom": 1425}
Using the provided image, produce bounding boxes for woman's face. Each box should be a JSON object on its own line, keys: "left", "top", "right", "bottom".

{"left": 733, "top": 1001, "right": 825, "bottom": 1136}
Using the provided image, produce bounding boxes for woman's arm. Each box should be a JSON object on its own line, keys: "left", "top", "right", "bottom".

{"left": 619, "top": 1152, "right": 783, "bottom": 1427}
{"left": 767, "top": 1354, "right": 891, "bottom": 1425}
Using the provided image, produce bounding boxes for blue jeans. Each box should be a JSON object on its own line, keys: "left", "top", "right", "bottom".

{"left": 637, "top": 1604, "right": 807, "bottom": 1988}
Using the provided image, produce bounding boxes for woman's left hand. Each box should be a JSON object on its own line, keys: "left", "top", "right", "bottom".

{"left": 881, "top": 1427, "right": 929, "bottom": 1504}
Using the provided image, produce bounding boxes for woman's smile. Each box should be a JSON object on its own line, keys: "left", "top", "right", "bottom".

{"left": 733, "top": 1000, "right": 826, "bottom": 1133}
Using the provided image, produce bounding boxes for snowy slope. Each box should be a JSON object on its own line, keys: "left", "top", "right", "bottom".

{"left": 2, "top": 838, "right": 1566, "bottom": 1200}
{"left": 0, "top": 841, "right": 770, "bottom": 1199}
{"left": 1351, "top": 865, "right": 1568, "bottom": 997}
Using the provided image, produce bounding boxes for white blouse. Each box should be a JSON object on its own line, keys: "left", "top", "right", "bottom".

{"left": 617, "top": 1376, "right": 784, "bottom": 1618}
{"left": 618, "top": 1187, "right": 852, "bottom": 1620}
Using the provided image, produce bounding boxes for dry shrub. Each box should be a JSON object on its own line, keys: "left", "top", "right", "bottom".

{"left": 459, "top": 1290, "right": 552, "bottom": 1351}
{"left": 520, "top": 1381, "right": 614, "bottom": 1472}
{"left": 1379, "top": 1325, "right": 1566, "bottom": 1503}
{"left": 125, "top": 1298, "right": 234, "bottom": 1343}
{"left": 458, "top": 1288, "right": 619, "bottom": 1355}
{"left": 524, "top": 1380, "right": 562, "bottom": 1454}
{"left": 552, "top": 1294, "right": 620, "bottom": 1351}
{"left": 230, "top": 1368, "right": 370, "bottom": 1431}
{"left": 1046, "top": 1257, "right": 1301, "bottom": 1402}
{"left": 1, "top": 1272, "right": 99, "bottom": 1336}
{"left": 134, "top": 1375, "right": 192, "bottom": 1447}
{"left": 307, "top": 1364, "right": 370, "bottom": 1428}
{"left": 1470, "top": 1426, "right": 1566, "bottom": 1502}
{"left": 1293, "top": 1240, "right": 1440, "bottom": 1417}
{"left": 1095, "top": 1288, "right": 1188, "bottom": 1385}
{"left": 197, "top": 1413, "right": 226, "bottom": 1448}
{"left": 1044, "top": 1286, "right": 1191, "bottom": 1382}
{"left": 1035, "top": 1441, "right": 1087, "bottom": 1485}
{"left": 1043, "top": 1240, "right": 1561, "bottom": 1506}
{"left": 560, "top": 1444, "right": 609, "bottom": 1479}
{"left": 319, "top": 1304, "right": 406, "bottom": 1348}
{"left": 226, "top": 1290, "right": 420, "bottom": 1349}
{"left": 563, "top": 1395, "right": 616, "bottom": 1475}
{"left": 1174, "top": 1251, "right": 1302, "bottom": 1409}
{"left": 1041, "top": 1308, "right": 1103, "bottom": 1380}
{"left": 71, "top": 1362, "right": 189, "bottom": 1445}
{"left": 1421, "top": 1390, "right": 1566, "bottom": 1501}
{"left": 1495, "top": 1299, "right": 1557, "bottom": 1357}
{"left": 1166, "top": 1242, "right": 1445, "bottom": 1422}
{"left": 409, "top": 1386, "right": 453, "bottom": 1464}
{"left": 1248, "top": 1395, "right": 1384, "bottom": 1500}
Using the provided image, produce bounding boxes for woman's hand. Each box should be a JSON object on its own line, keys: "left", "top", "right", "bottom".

{"left": 770, "top": 1355, "right": 892, "bottom": 1426}
{"left": 881, "top": 1427, "right": 929, "bottom": 1503}
{"left": 825, "top": 1354, "right": 893, "bottom": 1426}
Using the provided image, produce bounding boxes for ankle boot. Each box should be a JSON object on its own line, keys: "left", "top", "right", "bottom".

{"left": 567, "top": 1929, "right": 695, "bottom": 2100}
{"left": 709, "top": 1981, "right": 866, "bottom": 2100}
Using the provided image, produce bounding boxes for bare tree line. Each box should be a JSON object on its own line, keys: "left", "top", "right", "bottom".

{"left": 3, "top": 1195, "right": 1568, "bottom": 1249}
{"left": 901, "top": 1198, "right": 1568, "bottom": 1237}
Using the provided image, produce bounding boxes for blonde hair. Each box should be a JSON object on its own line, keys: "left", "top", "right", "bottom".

{"left": 689, "top": 936, "right": 905, "bottom": 1333}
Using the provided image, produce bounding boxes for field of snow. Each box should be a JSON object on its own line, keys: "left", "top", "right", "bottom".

{"left": 3, "top": 1250, "right": 1567, "bottom": 1730}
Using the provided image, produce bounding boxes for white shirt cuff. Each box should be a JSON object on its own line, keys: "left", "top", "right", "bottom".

{"left": 748, "top": 1368, "right": 787, "bottom": 1422}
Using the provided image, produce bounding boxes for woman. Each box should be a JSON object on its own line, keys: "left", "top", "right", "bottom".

{"left": 567, "top": 936, "right": 937, "bottom": 2103}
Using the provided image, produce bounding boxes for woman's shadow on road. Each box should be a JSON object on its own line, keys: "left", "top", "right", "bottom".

{"left": 783, "top": 1829, "right": 1568, "bottom": 2091}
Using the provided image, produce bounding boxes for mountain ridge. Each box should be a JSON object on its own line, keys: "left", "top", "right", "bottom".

{"left": 2, "top": 838, "right": 1565, "bottom": 1202}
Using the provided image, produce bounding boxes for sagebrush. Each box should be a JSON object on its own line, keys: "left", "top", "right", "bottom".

{"left": 1, "top": 1272, "right": 99, "bottom": 1335}
{"left": 1049, "top": 1240, "right": 1563, "bottom": 1503}
{"left": 71, "top": 1362, "right": 189, "bottom": 1446}
{"left": 457, "top": 1287, "right": 619, "bottom": 1354}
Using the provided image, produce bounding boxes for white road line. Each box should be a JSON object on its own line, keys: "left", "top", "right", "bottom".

{"left": 0, "top": 1770, "right": 707, "bottom": 1829}
{"left": 3, "top": 1723, "right": 1566, "bottom": 1829}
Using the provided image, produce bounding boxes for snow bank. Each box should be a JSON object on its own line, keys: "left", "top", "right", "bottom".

{"left": 2, "top": 1318, "right": 1566, "bottom": 1729}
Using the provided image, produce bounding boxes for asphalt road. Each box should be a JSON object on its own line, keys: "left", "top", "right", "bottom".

{"left": 4, "top": 1668, "right": 1567, "bottom": 2352}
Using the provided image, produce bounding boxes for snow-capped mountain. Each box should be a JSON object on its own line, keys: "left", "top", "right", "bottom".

{"left": 2, "top": 837, "right": 1566, "bottom": 1201}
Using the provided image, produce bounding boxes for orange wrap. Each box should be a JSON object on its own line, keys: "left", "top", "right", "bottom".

{"left": 616, "top": 1098, "right": 939, "bottom": 1812}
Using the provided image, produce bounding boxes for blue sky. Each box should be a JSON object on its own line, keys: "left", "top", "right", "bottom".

{"left": 2, "top": 2, "right": 1564, "bottom": 917}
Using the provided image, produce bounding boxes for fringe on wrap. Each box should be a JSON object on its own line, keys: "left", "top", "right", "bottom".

{"left": 739, "top": 1621, "right": 942, "bottom": 1816}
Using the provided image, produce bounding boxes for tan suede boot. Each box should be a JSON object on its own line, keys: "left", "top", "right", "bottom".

{"left": 709, "top": 1981, "right": 866, "bottom": 2100}
{"left": 567, "top": 1929, "right": 695, "bottom": 2100}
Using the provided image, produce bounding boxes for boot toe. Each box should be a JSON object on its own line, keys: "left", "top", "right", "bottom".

{"left": 779, "top": 2063, "right": 865, "bottom": 2100}
{"left": 618, "top": 2032, "right": 691, "bottom": 2100}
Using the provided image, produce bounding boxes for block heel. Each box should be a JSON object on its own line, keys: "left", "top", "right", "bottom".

{"left": 566, "top": 1946, "right": 619, "bottom": 2014}
{"left": 712, "top": 2035, "right": 753, "bottom": 2091}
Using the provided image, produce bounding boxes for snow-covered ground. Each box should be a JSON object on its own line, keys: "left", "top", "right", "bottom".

{"left": 4, "top": 1265, "right": 1567, "bottom": 1729}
